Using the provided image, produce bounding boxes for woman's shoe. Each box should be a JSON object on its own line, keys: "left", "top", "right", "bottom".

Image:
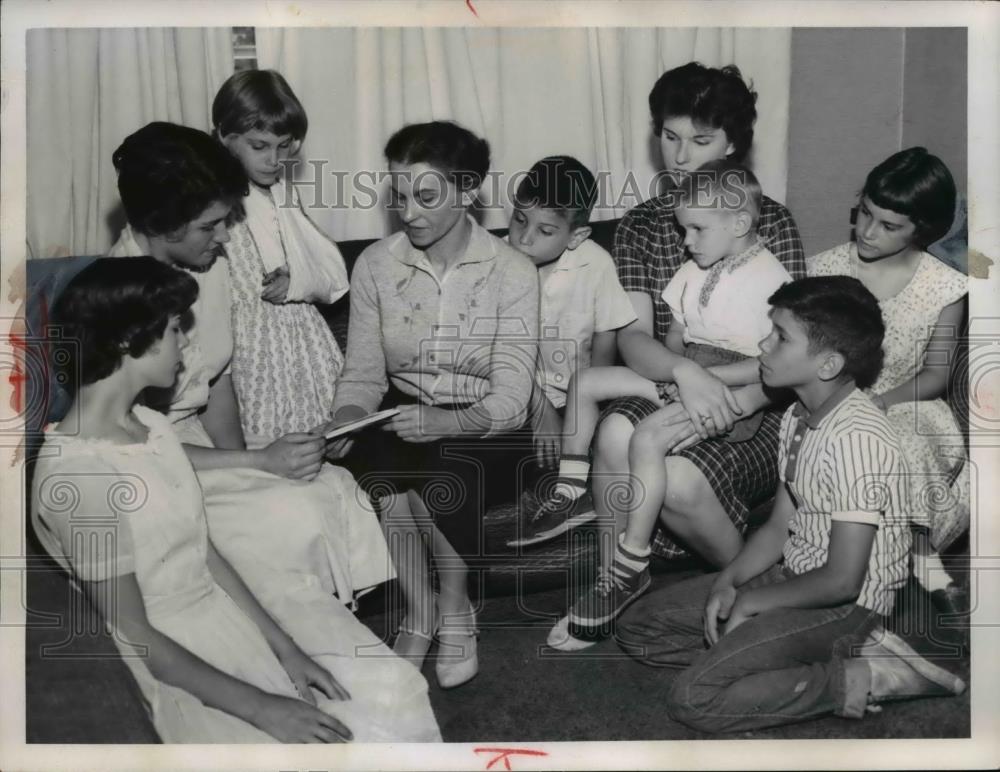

{"left": 435, "top": 603, "right": 479, "bottom": 689}
{"left": 393, "top": 618, "right": 437, "bottom": 668}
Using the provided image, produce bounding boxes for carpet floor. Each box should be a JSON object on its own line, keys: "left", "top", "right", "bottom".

{"left": 356, "top": 567, "right": 971, "bottom": 742}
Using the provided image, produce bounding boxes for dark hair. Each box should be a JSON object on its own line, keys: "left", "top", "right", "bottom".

{"left": 52, "top": 257, "right": 199, "bottom": 390}
{"left": 113, "top": 122, "right": 248, "bottom": 237}
{"left": 648, "top": 62, "right": 757, "bottom": 163}
{"left": 212, "top": 69, "right": 308, "bottom": 140}
{"left": 675, "top": 158, "right": 762, "bottom": 225}
{"left": 513, "top": 156, "right": 597, "bottom": 228}
{"left": 384, "top": 121, "right": 490, "bottom": 192}
{"left": 861, "top": 147, "right": 956, "bottom": 248}
{"left": 768, "top": 276, "right": 885, "bottom": 389}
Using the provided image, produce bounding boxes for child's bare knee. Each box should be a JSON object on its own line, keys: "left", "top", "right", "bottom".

{"left": 594, "top": 414, "right": 634, "bottom": 464}
{"left": 662, "top": 460, "right": 712, "bottom": 514}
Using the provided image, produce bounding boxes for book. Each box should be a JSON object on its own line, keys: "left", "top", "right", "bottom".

{"left": 323, "top": 408, "right": 400, "bottom": 439}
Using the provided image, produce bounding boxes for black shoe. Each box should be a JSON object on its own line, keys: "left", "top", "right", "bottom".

{"left": 506, "top": 485, "right": 595, "bottom": 548}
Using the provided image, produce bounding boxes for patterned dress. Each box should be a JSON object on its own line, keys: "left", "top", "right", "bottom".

{"left": 227, "top": 184, "right": 346, "bottom": 448}
{"left": 808, "top": 244, "right": 969, "bottom": 550}
{"left": 610, "top": 192, "right": 805, "bottom": 558}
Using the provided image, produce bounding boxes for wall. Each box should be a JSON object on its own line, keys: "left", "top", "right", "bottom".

{"left": 786, "top": 28, "right": 967, "bottom": 257}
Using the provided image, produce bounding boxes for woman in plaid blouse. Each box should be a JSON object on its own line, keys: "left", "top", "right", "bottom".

{"left": 549, "top": 62, "right": 806, "bottom": 649}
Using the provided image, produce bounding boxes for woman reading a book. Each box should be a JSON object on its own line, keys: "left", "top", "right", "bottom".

{"left": 328, "top": 121, "right": 539, "bottom": 689}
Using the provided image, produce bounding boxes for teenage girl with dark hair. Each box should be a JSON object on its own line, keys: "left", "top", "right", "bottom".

{"left": 808, "top": 147, "right": 968, "bottom": 611}
{"left": 108, "top": 121, "right": 395, "bottom": 644}
{"left": 31, "top": 257, "right": 440, "bottom": 742}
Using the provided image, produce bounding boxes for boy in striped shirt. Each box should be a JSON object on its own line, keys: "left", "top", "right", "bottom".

{"left": 617, "top": 276, "right": 965, "bottom": 732}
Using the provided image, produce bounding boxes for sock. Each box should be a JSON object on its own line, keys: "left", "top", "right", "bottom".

{"left": 553, "top": 456, "right": 590, "bottom": 499}
{"left": 615, "top": 531, "right": 651, "bottom": 569}
{"left": 914, "top": 546, "right": 951, "bottom": 593}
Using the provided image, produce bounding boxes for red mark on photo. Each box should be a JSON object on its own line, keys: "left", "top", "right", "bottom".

{"left": 8, "top": 330, "right": 27, "bottom": 414}
{"left": 466, "top": 0, "right": 480, "bottom": 18}
{"left": 474, "top": 747, "right": 548, "bottom": 770}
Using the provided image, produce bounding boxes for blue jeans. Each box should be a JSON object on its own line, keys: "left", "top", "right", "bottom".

{"left": 617, "top": 565, "right": 880, "bottom": 733}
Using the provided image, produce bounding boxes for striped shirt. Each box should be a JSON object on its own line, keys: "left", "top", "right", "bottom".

{"left": 614, "top": 192, "right": 804, "bottom": 344}
{"left": 778, "top": 384, "right": 911, "bottom": 615}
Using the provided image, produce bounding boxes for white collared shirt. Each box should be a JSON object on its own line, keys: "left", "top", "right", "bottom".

{"left": 532, "top": 239, "right": 637, "bottom": 408}
{"left": 661, "top": 246, "right": 790, "bottom": 357}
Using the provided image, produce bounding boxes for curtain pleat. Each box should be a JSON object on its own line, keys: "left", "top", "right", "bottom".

{"left": 27, "top": 28, "right": 234, "bottom": 258}
{"left": 27, "top": 27, "right": 789, "bottom": 255}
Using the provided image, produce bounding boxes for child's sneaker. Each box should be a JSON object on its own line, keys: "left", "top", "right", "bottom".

{"left": 567, "top": 539, "right": 651, "bottom": 627}
{"left": 506, "top": 483, "right": 595, "bottom": 548}
{"left": 545, "top": 614, "right": 601, "bottom": 651}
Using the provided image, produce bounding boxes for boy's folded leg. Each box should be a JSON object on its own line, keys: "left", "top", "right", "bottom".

{"left": 856, "top": 626, "right": 966, "bottom": 710}
{"left": 506, "top": 485, "right": 595, "bottom": 548}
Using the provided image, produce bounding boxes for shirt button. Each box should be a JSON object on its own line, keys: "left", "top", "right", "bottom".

{"left": 794, "top": 435, "right": 801, "bottom": 441}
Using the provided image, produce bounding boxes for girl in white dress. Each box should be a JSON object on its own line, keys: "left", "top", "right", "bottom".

{"left": 212, "top": 70, "right": 350, "bottom": 448}
{"left": 108, "top": 122, "right": 393, "bottom": 628}
{"left": 808, "top": 147, "right": 968, "bottom": 610}
{"left": 31, "top": 257, "right": 441, "bottom": 742}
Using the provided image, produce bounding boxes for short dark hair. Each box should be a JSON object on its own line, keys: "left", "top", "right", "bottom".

{"left": 52, "top": 257, "right": 199, "bottom": 390}
{"left": 212, "top": 69, "right": 308, "bottom": 140}
{"left": 768, "top": 276, "right": 885, "bottom": 389}
{"left": 113, "top": 122, "right": 248, "bottom": 237}
{"left": 513, "top": 156, "right": 597, "bottom": 228}
{"left": 675, "top": 158, "right": 762, "bottom": 225}
{"left": 648, "top": 62, "right": 758, "bottom": 163}
{"left": 861, "top": 147, "right": 957, "bottom": 248}
{"left": 384, "top": 121, "right": 490, "bottom": 192}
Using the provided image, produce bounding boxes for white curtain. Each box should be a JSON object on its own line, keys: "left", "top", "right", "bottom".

{"left": 256, "top": 27, "right": 791, "bottom": 242}
{"left": 26, "top": 28, "right": 234, "bottom": 258}
{"left": 25, "top": 27, "right": 791, "bottom": 255}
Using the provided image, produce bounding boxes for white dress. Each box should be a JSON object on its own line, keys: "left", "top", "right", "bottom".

{"left": 808, "top": 244, "right": 969, "bottom": 549}
{"left": 31, "top": 406, "right": 441, "bottom": 743}
{"left": 107, "top": 228, "right": 394, "bottom": 606}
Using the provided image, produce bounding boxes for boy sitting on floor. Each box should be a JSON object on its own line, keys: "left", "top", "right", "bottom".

{"left": 504, "top": 155, "right": 636, "bottom": 531}
{"left": 616, "top": 276, "right": 965, "bottom": 732}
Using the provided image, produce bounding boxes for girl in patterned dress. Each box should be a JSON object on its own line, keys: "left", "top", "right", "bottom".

{"left": 808, "top": 147, "right": 968, "bottom": 610}
{"left": 213, "top": 70, "right": 349, "bottom": 448}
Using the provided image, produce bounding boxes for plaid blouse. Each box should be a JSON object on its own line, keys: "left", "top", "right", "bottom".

{"left": 613, "top": 193, "right": 805, "bottom": 344}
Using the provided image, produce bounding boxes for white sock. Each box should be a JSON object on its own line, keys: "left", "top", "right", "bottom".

{"left": 914, "top": 547, "right": 952, "bottom": 593}
{"left": 553, "top": 456, "right": 589, "bottom": 499}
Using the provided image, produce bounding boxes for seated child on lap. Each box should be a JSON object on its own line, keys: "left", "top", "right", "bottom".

{"left": 515, "top": 160, "right": 790, "bottom": 555}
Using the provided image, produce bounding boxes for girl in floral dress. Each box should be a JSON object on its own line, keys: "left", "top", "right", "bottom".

{"left": 213, "top": 69, "right": 349, "bottom": 447}
{"left": 808, "top": 147, "right": 968, "bottom": 609}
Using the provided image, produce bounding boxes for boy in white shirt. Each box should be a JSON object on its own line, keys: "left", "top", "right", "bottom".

{"left": 504, "top": 156, "right": 636, "bottom": 545}
{"left": 514, "top": 161, "right": 790, "bottom": 580}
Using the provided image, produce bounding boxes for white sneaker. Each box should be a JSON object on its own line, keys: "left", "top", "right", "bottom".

{"left": 546, "top": 614, "right": 598, "bottom": 651}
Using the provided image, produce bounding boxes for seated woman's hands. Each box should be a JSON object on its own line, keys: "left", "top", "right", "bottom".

{"left": 259, "top": 433, "right": 325, "bottom": 480}
{"left": 672, "top": 359, "right": 743, "bottom": 440}
{"left": 385, "top": 404, "right": 458, "bottom": 442}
